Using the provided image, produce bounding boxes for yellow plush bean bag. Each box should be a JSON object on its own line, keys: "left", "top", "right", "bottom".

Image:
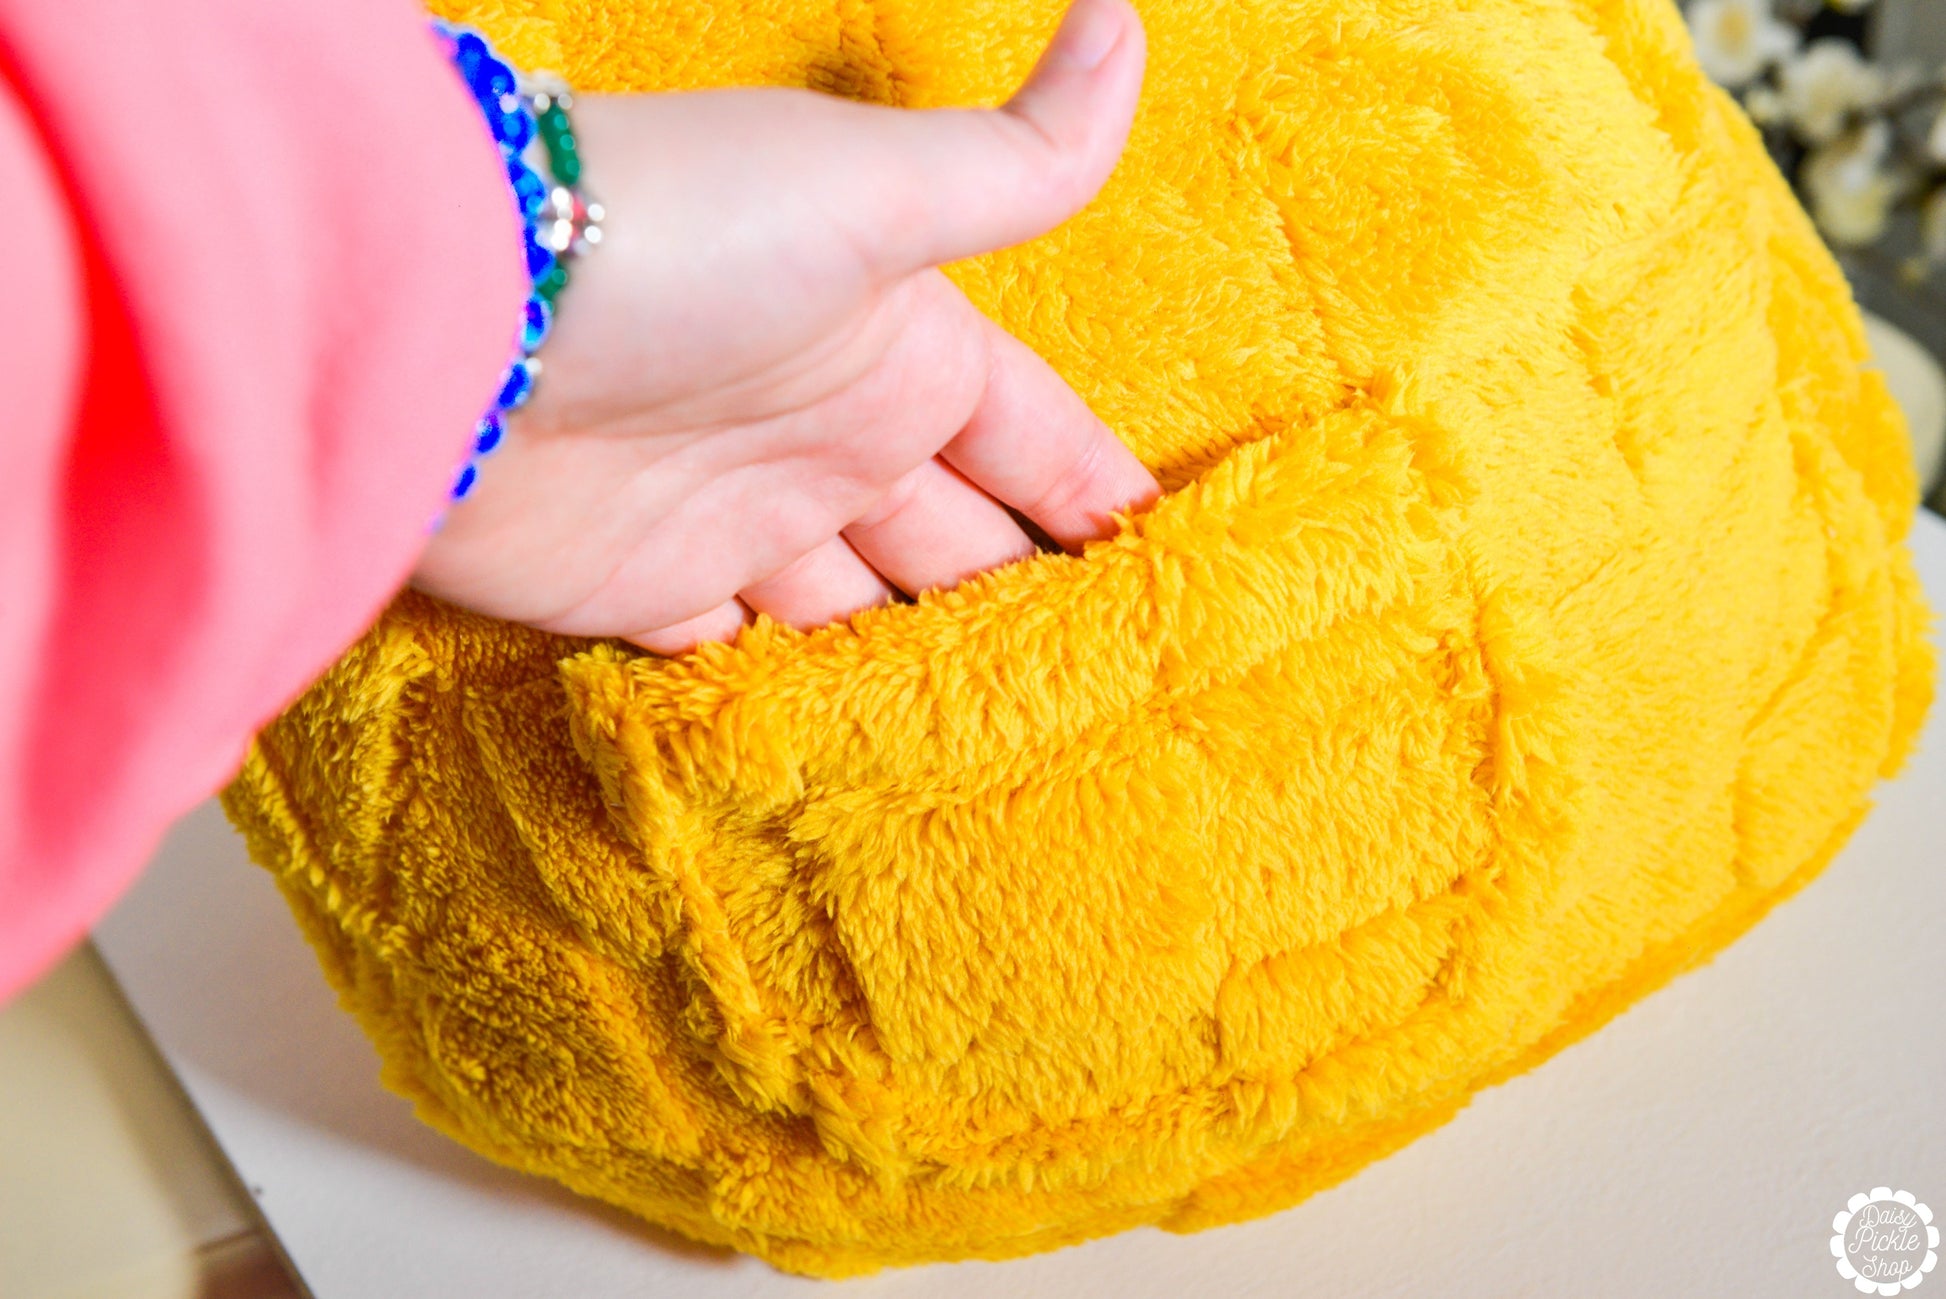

{"left": 221, "top": 0, "right": 1937, "bottom": 1278}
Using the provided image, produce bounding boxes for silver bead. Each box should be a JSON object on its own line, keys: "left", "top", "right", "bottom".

{"left": 518, "top": 68, "right": 573, "bottom": 109}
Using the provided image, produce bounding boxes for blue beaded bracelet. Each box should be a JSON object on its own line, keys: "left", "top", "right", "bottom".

{"left": 432, "top": 20, "right": 604, "bottom": 505}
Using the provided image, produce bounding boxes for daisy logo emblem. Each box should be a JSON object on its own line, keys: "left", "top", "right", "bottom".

{"left": 1832, "top": 1188, "right": 1939, "bottom": 1294}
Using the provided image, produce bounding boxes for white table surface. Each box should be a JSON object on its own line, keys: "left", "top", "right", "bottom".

{"left": 94, "top": 511, "right": 1946, "bottom": 1299}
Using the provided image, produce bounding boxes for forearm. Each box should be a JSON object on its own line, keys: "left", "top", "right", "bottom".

{"left": 0, "top": 0, "right": 528, "bottom": 1000}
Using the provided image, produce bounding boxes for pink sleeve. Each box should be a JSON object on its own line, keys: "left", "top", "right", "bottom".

{"left": 0, "top": 0, "right": 530, "bottom": 1000}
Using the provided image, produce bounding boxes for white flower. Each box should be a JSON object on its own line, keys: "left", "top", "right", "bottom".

{"left": 1802, "top": 120, "right": 1900, "bottom": 246}
{"left": 1929, "top": 106, "right": 1946, "bottom": 164}
{"left": 1686, "top": 0, "right": 1799, "bottom": 89}
{"left": 1744, "top": 85, "right": 1787, "bottom": 125}
{"left": 1923, "top": 188, "right": 1946, "bottom": 265}
{"left": 1779, "top": 39, "right": 1887, "bottom": 144}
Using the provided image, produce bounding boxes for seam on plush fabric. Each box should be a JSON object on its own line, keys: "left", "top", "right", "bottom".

{"left": 556, "top": 389, "right": 1500, "bottom": 1181}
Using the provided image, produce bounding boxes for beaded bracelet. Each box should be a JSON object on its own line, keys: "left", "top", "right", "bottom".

{"left": 432, "top": 20, "right": 605, "bottom": 504}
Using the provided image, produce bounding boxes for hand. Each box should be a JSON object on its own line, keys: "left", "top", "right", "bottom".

{"left": 410, "top": 0, "right": 1157, "bottom": 654}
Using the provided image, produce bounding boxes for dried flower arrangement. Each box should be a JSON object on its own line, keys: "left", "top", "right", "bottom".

{"left": 1685, "top": 0, "right": 1946, "bottom": 279}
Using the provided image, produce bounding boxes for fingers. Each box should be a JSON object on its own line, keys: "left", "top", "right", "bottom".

{"left": 940, "top": 311, "right": 1159, "bottom": 551}
{"left": 624, "top": 598, "right": 751, "bottom": 655}
{"left": 738, "top": 533, "right": 900, "bottom": 630}
{"left": 843, "top": 458, "right": 1041, "bottom": 597}
{"left": 631, "top": 464, "right": 1035, "bottom": 653}
{"left": 831, "top": 0, "right": 1146, "bottom": 282}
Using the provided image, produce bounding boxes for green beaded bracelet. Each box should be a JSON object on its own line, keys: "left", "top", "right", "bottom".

{"left": 536, "top": 94, "right": 583, "bottom": 186}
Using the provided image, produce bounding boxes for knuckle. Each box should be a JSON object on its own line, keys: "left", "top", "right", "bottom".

{"left": 742, "top": 541, "right": 825, "bottom": 598}
{"left": 1027, "top": 434, "right": 1109, "bottom": 527}
{"left": 848, "top": 463, "right": 930, "bottom": 533}
{"left": 995, "top": 105, "right": 1081, "bottom": 200}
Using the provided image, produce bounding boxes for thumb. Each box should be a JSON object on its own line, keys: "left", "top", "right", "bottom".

{"left": 843, "top": 0, "right": 1146, "bottom": 281}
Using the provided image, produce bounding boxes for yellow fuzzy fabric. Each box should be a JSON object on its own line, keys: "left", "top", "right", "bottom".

{"left": 221, "top": 0, "right": 1937, "bottom": 1277}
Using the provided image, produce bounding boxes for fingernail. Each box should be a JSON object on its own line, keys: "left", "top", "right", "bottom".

{"left": 1051, "top": 0, "right": 1122, "bottom": 72}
